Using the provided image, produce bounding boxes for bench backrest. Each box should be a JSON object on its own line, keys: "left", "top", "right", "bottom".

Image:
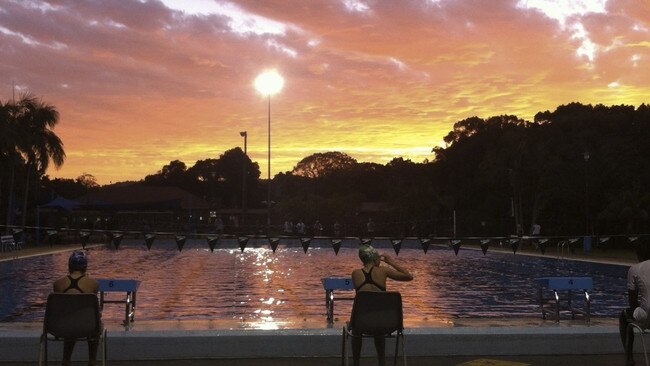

{"left": 1, "top": 235, "right": 14, "bottom": 245}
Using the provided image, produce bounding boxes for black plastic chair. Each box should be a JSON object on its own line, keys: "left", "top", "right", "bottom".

{"left": 342, "top": 291, "right": 406, "bottom": 366}
{"left": 627, "top": 311, "right": 650, "bottom": 366}
{"left": 39, "top": 293, "right": 106, "bottom": 366}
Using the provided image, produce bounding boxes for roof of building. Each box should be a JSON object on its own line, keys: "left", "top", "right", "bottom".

{"left": 77, "top": 184, "right": 209, "bottom": 211}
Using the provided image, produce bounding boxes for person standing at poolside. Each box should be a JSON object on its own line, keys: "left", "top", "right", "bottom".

{"left": 620, "top": 239, "right": 650, "bottom": 366}
{"left": 296, "top": 219, "right": 306, "bottom": 235}
{"left": 333, "top": 221, "right": 342, "bottom": 237}
{"left": 283, "top": 219, "right": 293, "bottom": 235}
{"left": 350, "top": 244, "right": 413, "bottom": 366}
{"left": 366, "top": 218, "right": 376, "bottom": 237}
{"left": 53, "top": 250, "right": 100, "bottom": 366}
{"left": 313, "top": 220, "right": 323, "bottom": 236}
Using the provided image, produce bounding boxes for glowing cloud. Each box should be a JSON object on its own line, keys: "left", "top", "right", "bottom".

{"left": 0, "top": 0, "right": 647, "bottom": 184}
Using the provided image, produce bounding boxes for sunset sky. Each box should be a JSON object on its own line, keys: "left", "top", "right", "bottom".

{"left": 1, "top": 0, "right": 648, "bottom": 185}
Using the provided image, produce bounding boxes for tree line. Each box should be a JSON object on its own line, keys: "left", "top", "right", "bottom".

{"left": 2, "top": 95, "right": 649, "bottom": 241}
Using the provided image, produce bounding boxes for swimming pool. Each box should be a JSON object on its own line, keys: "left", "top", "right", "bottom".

{"left": 0, "top": 239, "right": 628, "bottom": 327}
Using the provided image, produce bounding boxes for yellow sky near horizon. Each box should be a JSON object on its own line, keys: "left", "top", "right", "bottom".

{"left": 1, "top": 0, "right": 649, "bottom": 184}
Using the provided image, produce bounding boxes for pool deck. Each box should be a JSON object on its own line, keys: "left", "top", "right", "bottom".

{"left": 0, "top": 317, "right": 636, "bottom": 365}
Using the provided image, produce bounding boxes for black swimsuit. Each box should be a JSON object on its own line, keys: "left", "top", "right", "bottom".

{"left": 63, "top": 275, "right": 85, "bottom": 293}
{"left": 355, "top": 267, "right": 386, "bottom": 292}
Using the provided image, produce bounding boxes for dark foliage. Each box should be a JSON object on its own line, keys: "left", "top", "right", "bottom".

{"left": 3, "top": 101, "right": 649, "bottom": 240}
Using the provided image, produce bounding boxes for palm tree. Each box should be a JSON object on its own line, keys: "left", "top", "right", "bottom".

{"left": 1, "top": 99, "right": 23, "bottom": 233}
{"left": 12, "top": 93, "right": 65, "bottom": 228}
{"left": 0, "top": 101, "right": 9, "bottom": 230}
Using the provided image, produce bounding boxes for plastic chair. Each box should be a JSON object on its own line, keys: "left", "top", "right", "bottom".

{"left": 342, "top": 291, "right": 406, "bottom": 366}
{"left": 39, "top": 293, "right": 106, "bottom": 366}
{"left": 627, "top": 311, "right": 650, "bottom": 366}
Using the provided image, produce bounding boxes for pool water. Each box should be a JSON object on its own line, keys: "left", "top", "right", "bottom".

{"left": 0, "top": 239, "right": 628, "bottom": 327}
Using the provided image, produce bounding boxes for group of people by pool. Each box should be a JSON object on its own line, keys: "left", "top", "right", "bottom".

{"left": 52, "top": 237, "right": 649, "bottom": 366}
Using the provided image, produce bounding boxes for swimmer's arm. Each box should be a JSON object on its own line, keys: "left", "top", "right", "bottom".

{"left": 53, "top": 278, "right": 63, "bottom": 293}
{"left": 381, "top": 255, "right": 413, "bottom": 281}
{"left": 351, "top": 269, "right": 362, "bottom": 288}
{"left": 629, "top": 289, "right": 639, "bottom": 310}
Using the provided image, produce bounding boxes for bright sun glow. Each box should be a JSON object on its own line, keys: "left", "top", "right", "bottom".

{"left": 254, "top": 69, "right": 285, "bottom": 96}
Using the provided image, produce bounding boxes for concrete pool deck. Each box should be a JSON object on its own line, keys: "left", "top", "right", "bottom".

{"left": 0, "top": 317, "right": 636, "bottom": 365}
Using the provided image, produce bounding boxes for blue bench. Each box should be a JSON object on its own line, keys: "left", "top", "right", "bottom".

{"left": 535, "top": 277, "right": 593, "bottom": 322}
{"left": 98, "top": 279, "right": 141, "bottom": 328}
{"left": 322, "top": 277, "right": 354, "bottom": 323}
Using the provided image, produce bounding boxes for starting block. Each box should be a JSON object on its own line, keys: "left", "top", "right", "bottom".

{"left": 322, "top": 277, "right": 354, "bottom": 323}
{"left": 535, "top": 277, "right": 592, "bottom": 322}
{"left": 98, "top": 279, "right": 141, "bottom": 328}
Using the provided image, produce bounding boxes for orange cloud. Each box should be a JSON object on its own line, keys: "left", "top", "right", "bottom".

{"left": 0, "top": 0, "right": 648, "bottom": 184}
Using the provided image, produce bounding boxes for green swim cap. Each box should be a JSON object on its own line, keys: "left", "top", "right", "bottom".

{"left": 359, "top": 244, "right": 379, "bottom": 264}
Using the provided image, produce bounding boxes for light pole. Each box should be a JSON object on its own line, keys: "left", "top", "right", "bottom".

{"left": 254, "top": 69, "right": 284, "bottom": 232}
{"left": 583, "top": 151, "right": 590, "bottom": 235}
{"left": 240, "top": 131, "right": 247, "bottom": 227}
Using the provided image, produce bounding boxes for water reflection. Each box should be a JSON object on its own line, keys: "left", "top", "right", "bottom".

{"left": 0, "top": 239, "right": 628, "bottom": 328}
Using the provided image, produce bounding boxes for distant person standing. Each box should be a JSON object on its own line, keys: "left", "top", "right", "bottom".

{"left": 366, "top": 218, "right": 376, "bottom": 237}
{"left": 620, "top": 239, "right": 650, "bottom": 366}
{"left": 516, "top": 223, "right": 524, "bottom": 237}
{"left": 53, "top": 250, "right": 101, "bottom": 366}
{"left": 284, "top": 220, "right": 294, "bottom": 235}
{"left": 296, "top": 220, "right": 306, "bottom": 235}
{"left": 215, "top": 217, "right": 224, "bottom": 235}
{"left": 530, "top": 223, "right": 542, "bottom": 248}
{"left": 531, "top": 223, "right": 541, "bottom": 236}
{"left": 313, "top": 220, "right": 323, "bottom": 236}
{"left": 333, "top": 221, "right": 342, "bottom": 237}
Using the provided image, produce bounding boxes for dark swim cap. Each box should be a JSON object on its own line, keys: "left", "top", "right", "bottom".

{"left": 68, "top": 250, "right": 88, "bottom": 270}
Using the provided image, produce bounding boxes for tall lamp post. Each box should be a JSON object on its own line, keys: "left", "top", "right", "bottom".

{"left": 254, "top": 69, "right": 284, "bottom": 232}
{"left": 240, "top": 131, "right": 248, "bottom": 227}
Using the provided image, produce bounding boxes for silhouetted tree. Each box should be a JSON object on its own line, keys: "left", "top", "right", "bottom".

{"left": 291, "top": 151, "right": 357, "bottom": 178}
